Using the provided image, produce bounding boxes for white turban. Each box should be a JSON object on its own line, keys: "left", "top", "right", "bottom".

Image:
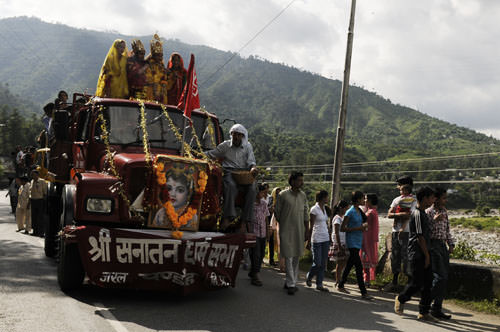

{"left": 229, "top": 124, "right": 249, "bottom": 146}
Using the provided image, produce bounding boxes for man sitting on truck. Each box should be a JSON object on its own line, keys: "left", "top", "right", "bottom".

{"left": 206, "top": 124, "right": 258, "bottom": 232}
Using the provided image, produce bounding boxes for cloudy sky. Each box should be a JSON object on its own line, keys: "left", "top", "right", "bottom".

{"left": 1, "top": 0, "right": 499, "bottom": 137}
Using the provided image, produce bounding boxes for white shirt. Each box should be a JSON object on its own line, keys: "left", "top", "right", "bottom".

{"left": 206, "top": 140, "right": 256, "bottom": 170}
{"left": 331, "top": 215, "right": 346, "bottom": 245}
{"left": 390, "top": 194, "right": 417, "bottom": 232}
{"left": 310, "top": 203, "right": 330, "bottom": 243}
{"left": 16, "top": 151, "right": 24, "bottom": 164}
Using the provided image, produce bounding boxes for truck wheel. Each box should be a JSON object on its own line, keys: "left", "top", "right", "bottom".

{"left": 57, "top": 237, "right": 84, "bottom": 292}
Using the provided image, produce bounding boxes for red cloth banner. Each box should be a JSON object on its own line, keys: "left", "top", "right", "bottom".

{"left": 177, "top": 54, "right": 200, "bottom": 118}
{"left": 68, "top": 225, "right": 255, "bottom": 295}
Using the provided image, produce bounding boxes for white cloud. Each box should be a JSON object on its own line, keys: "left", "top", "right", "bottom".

{"left": 1, "top": 0, "right": 500, "bottom": 137}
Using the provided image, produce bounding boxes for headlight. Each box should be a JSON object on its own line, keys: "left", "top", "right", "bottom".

{"left": 86, "top": 198, "right": 113, "bottom": 214}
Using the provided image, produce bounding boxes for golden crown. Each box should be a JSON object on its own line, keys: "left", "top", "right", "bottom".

{"left": 150, "top": 33, "right": 163, "bottom": 55}
{"left": 131, "top": 39, "right": 145, "bottom": 54}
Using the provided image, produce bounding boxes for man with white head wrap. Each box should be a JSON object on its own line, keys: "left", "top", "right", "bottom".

{"left": 207, "top": 124, "right": 258, "bottom": 231}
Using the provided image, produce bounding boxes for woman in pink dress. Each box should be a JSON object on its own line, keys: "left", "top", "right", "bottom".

{"left": 360, "top": 193, "right": 379, "bottom": 286}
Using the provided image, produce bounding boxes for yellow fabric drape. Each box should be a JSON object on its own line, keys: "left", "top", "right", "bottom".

{"left": 144, "top": 59, "right": 168, "bottom": 104}
{"left": 96, "top": 39, "right": 129, "bottom": 99}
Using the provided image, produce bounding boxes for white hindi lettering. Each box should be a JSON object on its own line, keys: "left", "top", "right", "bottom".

{"left": 88, "top": 228, "right": 111, "bottom": 262}
{"left": 115, "top": 238, "right": 181, "bottom": 264}
{"left": 138, "top": 269, "right": 197, "bottom": 286}
{"left": 194, "top": 242, "right": 210, "bottom": 267}
{"left": 99, "top": 271, "right": 128, "bottom": 284}
{"left": 209, "top": 272, "right": 231, "bottom": 287}
{"left": 184, "top": 241, "right": 195, "bottom": 265}
{"left": 207, "top": 244, "right": 239, "bottom": 268}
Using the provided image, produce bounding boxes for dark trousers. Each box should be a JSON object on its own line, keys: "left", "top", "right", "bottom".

{"left": 431, "top": 239, "right": 449, "bottom": 312}
{"left": 391, "top": 232, "right": 409, "bottom": 278}
{"left": 10, "top": 195, "right": 18, "bottom": 214}
{"left": 31, "top": 199, "right": 45, "bottom": 236}
{"left": 250, "top": 237, "right": 266, "bottom": 275}
{"left": 398, "top": 257, "right": 433, "bottom": 314}
{"left": 339, "top": 247, "right": 367, "bottom": 295}
{"left": 222, "top": 171, "right": 256, "bottom": 222}
{"left": 268, "top": 230, "right": 275, "bottom": 263}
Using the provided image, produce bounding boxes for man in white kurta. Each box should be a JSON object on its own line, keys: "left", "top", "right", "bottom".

{"left": 274, "top": 171, "right": 309, "bottom": 295}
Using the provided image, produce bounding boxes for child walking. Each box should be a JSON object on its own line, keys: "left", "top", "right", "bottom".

{"left": 248, "top": 183, "right": 270, "bottom": 286}
{"left": 330, "top": 200, "right": 349, "bottom": 287}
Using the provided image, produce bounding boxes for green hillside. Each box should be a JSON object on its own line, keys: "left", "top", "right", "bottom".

{"left": 2, "top": 17, "right": 500, "bottom": 209}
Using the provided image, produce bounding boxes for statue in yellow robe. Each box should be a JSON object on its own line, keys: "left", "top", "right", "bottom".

{"left": 96, "top": 39, "right": 129, "bottom": 99}
{"left": 144, "top": 34, "right": 169, "bottom": 104}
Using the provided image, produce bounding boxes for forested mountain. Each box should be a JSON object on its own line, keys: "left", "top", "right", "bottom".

{"left": 0, "top": 83, "right": 44, "bottom": 158}
{"left": 1, "top": 17, "right": 499, "bottom": 208}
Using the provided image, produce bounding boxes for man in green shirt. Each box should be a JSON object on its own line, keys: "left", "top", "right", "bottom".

{"left": 274, "top": 171, "right": 309, "bottom": 295}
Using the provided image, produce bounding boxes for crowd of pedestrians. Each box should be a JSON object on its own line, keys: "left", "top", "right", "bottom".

{"left": 245, "top": 171, "right": 454, "bottom": 323}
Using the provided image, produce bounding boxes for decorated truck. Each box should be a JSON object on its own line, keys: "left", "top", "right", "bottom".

{"left": 42, "top": 94, "right": 255, "bottom": 294}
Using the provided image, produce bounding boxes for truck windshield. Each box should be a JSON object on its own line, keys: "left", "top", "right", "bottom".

{"left": 96, "top": 105, "right": 217, "bottom": 151}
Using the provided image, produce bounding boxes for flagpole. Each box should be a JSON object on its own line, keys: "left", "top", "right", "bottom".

{"left": 179, "top": 117, "right": 188, "bottom": 157}
{"left": 179, "top": 54, "right": 193, "bottom": 157}
{"left": 330, "top": 0, "right": 357, "bottom": 209}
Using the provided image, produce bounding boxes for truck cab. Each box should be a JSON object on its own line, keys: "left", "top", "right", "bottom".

{"left": 41, "top": 95, "right": 255, "bottom": 294}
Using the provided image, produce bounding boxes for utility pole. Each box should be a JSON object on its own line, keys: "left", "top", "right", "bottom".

{"left": 330, "top": 0, "right": 357, "bottom": 209}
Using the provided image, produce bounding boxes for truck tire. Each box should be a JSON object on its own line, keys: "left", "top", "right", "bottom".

{"left": 57, "top": 237, "right": 85, "bottom": 292}
{"left": 60, "top": 184, "right": 76, "bottom": 228}
{"left": 44, "top": 187, "right": 62, "bottom": 258}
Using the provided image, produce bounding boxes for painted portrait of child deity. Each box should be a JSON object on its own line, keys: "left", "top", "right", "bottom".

{"left": 148, "top": 156, "right": 207, "bottom": 232}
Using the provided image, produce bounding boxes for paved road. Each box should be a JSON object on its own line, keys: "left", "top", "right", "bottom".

{"left": 1, "top": 191, "right": 499, "bottom": 332}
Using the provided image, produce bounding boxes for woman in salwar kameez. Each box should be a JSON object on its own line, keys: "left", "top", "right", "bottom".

{"left": 360, "top": 193, "right": 379, "bottom": 286}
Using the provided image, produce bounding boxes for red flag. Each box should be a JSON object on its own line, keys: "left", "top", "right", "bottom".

{"left": 177, "top": 54, "right": 200, "bottom": 118}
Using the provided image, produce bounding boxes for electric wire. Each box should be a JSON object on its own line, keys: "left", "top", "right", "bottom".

{"left": 200, "top": 0, "right": 297, "bottom": 86}
{"left": 263, "top": 166, "right": 500, "bottom": 178}
{"left": 263, "top": 151, "right": 500, "bottom": 169}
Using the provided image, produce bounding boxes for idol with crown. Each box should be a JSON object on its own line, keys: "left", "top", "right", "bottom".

{"left": 144, "top": 34, "right": 169, "bottom": 104}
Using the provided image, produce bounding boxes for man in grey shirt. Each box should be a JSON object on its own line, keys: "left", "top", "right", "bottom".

{"left": 207, "top": 124, "right": 258, "bottom": 231}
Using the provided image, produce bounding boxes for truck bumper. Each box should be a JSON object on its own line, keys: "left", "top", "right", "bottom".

{"left": 61, "top": 225, "right": 256, "bottom": 294}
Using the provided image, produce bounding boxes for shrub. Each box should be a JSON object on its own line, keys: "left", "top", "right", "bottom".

{"left": 451, "top": 241, "right": 478, "bottom": 261}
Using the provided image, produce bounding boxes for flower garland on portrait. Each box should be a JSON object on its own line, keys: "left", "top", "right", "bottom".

{"left": 154, "top": 158, "right": 208, "bottom": 239}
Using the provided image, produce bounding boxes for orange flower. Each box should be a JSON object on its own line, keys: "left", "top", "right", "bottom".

{"left": 156, "top": 162, "right": 165, "bottom": 172}
{"left": 172, "top": 231, "right": 183, "bottom": 239}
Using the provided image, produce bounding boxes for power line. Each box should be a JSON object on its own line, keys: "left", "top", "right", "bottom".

{"left": 264, "top": 166, "right": 500, "bottom": 177}
{"left": 263, "top": 151, "right": 500, "bottom": 169}
{"left": 262, "top": 180, "right": 500, "bottom": 185}
{"left": 200, "top": 0, "right": 297, "bottom": 86}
